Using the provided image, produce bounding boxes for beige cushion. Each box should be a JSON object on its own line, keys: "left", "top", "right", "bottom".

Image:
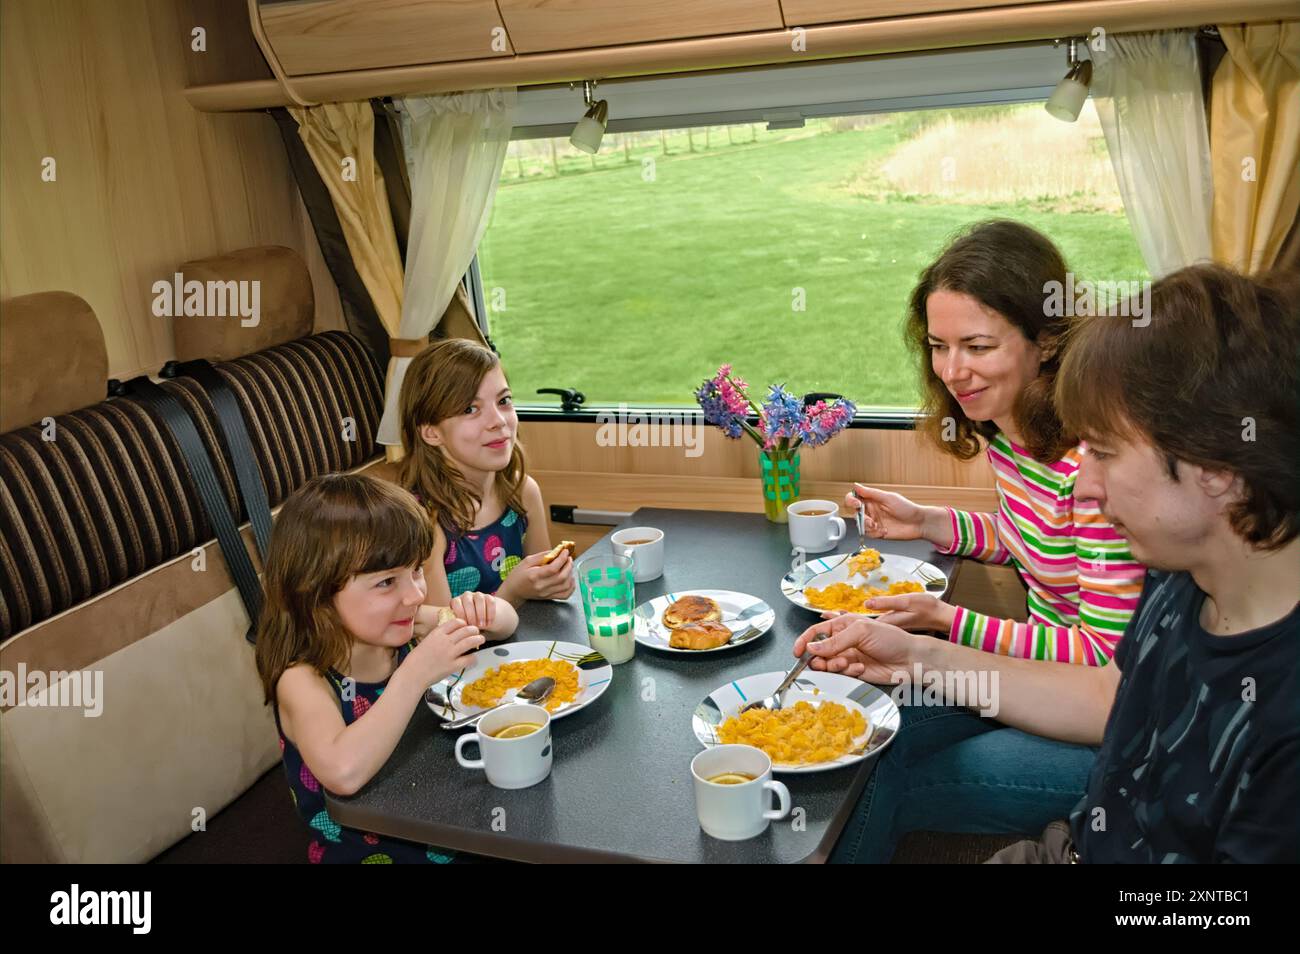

{"left": 0, "top": 587, "right": 279, "bottom": 863}
{"left": 172, "top": 246, "right": 313, "bottom": 362}
{"left": 0, "top": 292, "right": 107, "bottom": 432}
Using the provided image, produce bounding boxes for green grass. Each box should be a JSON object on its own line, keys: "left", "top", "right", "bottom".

{"left": 478, "top": 118, "right": 1147, "bottom": 408}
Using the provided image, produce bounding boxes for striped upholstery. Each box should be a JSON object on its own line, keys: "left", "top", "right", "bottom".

{"left": 169, "top": 330, "right": 384, "bottom": 509}
{"left": 0, "top": 331, "right": 382, "bottom": 639}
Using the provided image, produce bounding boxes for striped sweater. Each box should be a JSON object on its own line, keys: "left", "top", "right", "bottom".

{"left": 941, "top": 432, "right": 1145, "bottom": 666}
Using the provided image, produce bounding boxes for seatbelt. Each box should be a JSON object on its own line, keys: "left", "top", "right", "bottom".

{"left": 127, "top": 377, "right": 262, "bottom": 641}
{"left": 167, "top": 359, "right": 273, "bottom": 561}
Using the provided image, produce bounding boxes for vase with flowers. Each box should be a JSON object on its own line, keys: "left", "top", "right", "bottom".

{"left": 695, "top": 365, "right": 857, "bottom": 523}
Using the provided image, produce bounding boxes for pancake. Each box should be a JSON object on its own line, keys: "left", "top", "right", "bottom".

{"left": 540, "top": 540, "right": 576, "bottom": 565}
{"left": 668, "top": 620, "right": 733, "bottom": 650}
{"left": 662, "top": 594, "right": 722, "bottom": 629}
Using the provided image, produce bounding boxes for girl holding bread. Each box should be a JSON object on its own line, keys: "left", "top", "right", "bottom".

{"left": 255, "top": 474, "right": 517, "bottom": 863}
{"left": 398, "top": 338, "right": 577, "bottom": 607}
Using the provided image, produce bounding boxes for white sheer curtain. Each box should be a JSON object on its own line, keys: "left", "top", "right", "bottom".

{"left": 1091, "top": 31, "right": 1214, "bottom": 277}
{"left": 376, "top": 88, "right": 517, "bottom": 446}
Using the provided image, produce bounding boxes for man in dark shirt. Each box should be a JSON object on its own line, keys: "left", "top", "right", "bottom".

{"left": 1070, "top": 569, "right": 1299, "bottom": 862}
{"left": 794, "top": 264, "right": 1299, "bottom": 863}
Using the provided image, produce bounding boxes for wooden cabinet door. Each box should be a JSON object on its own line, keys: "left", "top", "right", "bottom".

{"left": 497, "top": 0, "right": 785, "bottom": 54}
{"left": 780, "top": 0, "right": 1062, "bottom": 27}
{"left": 259, "top": 0, "right": 514, "bottom": 75}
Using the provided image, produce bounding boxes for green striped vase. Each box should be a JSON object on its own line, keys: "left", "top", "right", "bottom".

{"left": 759, "top": 448, "right": 801, "bottom": 523}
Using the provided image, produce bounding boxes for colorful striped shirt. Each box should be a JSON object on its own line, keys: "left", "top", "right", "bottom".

{"left": 940, "top": 432, "right": 1145, "bottom": 666}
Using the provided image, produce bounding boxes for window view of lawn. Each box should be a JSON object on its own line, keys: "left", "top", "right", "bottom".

{"left": 477, "top": 102, "right": 1149, "bottom": 410}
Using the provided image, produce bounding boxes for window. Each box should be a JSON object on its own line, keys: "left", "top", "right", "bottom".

{"left": 477, "top": 55, "right": 1148, "bottom": 412}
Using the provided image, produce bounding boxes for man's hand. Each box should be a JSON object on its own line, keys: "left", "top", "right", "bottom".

{"left": 793, "top": 613, "right": 921, "bottom": 684}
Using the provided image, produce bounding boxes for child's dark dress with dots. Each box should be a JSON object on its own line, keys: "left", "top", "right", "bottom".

{"left": 275, "top": 642, "right": 456, "bottom": 864}
{"left": 443, "top": 507, "right": 528, "bottom": 597}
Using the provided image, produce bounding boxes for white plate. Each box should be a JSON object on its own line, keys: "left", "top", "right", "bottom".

{"left": 692, "top": 670, "right": 901, "bottom": 774}
{"left": 633, "top": 589, "right": 774, "bottom": 654}
{"left": 781, "top": 552, "right": 948, "bottom": 614}
{"left": 425, "top": 640, "right": 612, "bottom": 723}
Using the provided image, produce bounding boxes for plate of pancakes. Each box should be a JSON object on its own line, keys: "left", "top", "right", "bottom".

{"left": 633, "top": 590, "right": 775, "bottom": 654}
{"left": 781, "top": 551, "right": 948, "bottom": 615}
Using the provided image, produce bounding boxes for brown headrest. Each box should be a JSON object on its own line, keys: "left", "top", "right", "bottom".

{"left": 171, "top": 246, "right": 313, "bottom": 363}
{"left": 0, "top": 292, "right": 107, "bottom": 433}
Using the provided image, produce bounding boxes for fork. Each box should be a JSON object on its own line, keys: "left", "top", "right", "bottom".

{"left": 815, "top": 506, "right": 882, "bottom": 577}
{"left": 739, "top": 634, "right": 827, "bottom": 714}
{"left": 913, "top": 561, "right": 947, "bottom": 591}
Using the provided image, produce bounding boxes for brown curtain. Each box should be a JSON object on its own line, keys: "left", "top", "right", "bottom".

{"left": 289, "top": 102, "right": 407, "bottom": 461}
{"left": 1210, "top": 22, "right": 1300, "bottom": 273}
{"left": 289, "top": 103, "right": 405, "bottom": 331}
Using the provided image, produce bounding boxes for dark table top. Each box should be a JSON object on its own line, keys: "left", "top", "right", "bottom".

{"left": 327, "top": 507, "right": 957, "bottom": 863}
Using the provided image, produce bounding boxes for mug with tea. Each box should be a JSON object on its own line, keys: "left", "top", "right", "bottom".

{"left": 454, "top": 703, "right": 553, "bottom": 789}
{"left": 611, "top": 526, "right": 665, "bottom": 583}
{"left": 691, "top": 744, "right": 791, "bottom": 841}
{"left": 787, "top": 500, "right": 846, "bottom": 554}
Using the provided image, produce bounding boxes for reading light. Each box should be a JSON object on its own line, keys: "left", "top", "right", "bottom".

{"left": 570, "top": 80, "right": 608, "bottom": 154}
{"left": 1045, "top": 38, "right": 1093, "bottom": 122}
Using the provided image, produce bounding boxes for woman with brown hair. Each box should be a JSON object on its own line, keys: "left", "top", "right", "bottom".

{"left": 848, "top": 219, "right": 1145, "bottom": 664}
{"left": 828, "top": 219, "right": 1147, "bottom": 864}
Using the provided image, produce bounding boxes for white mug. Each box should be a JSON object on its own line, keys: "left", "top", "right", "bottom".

{"left": 691, "top": 744, "right": 791, "bottom": 841}
{"left": 611, "top": 526, "right": 665, "bottom": 583}
{"left": 454, "top": 703, "right": 553, "bottom": 789}
{"left": 787, "top": 500, "right": 845, "bottom": 554}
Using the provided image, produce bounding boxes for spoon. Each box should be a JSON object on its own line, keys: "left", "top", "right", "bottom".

{"left": 435, "top": 676, "right": 555, "bottom": 731}
{"left": 739, "top": 634, "right": 827, "bottom": 715}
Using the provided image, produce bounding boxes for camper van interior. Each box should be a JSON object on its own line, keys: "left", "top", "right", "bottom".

{"left": 1, "top": 0, "right": 1297, "bottom": 878}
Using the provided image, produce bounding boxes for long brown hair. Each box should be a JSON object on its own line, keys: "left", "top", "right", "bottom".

{"left": 906, "top": 219, "right": 1076, "bottom": 464}
{"left": 398, "top": 338, "right": 527, "bottom": 535}
{"left": 254, "top": 474, "right": 434, "bottom": 704}
{"left": 1056, "top": 264, "right": 1299, "bottom": 550}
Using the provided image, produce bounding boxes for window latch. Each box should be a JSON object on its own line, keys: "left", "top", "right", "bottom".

{"left": 803, "top": 391, "right": 844, "bottom": 407}
{"left": 537, "top": 387, "right": 586, "bottom": 412}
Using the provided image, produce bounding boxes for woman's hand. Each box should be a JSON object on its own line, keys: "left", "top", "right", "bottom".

{"left": 843, "top": 484, "right": 935, "bottom": 542}
{"left": 863, "top": 593, "right": 958, "bottom": 634}
{"left": 404, "top": 617, "right": 484, "bottom": 686}
{"left": 497, "top": 548, "right": 576, "bottom": 604}
{"left": 792, "top": 613, "right": 920, "bottom": 684}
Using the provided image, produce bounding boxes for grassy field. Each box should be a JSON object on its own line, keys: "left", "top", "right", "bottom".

{"left": 478, "top": 108, "right": 1148, "bottom": 408}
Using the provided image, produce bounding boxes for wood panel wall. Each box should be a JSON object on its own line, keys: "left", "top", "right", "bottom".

{"left": 519, "top": 419, "right": 1000, "bottom": 551}
{"left": 0, "top": 0, "right": 344, "bottom": 382}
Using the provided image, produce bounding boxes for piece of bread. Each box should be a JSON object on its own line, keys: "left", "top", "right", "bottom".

{"left": 435, "top": 606, "right": 456, "bottom": 625}
{"left": 541, "top": 540, "right": 576, "bottom": 565}
{"left": 668, "top": 620, "right": 733, "bottom": 650}
{"left": 662, "top": 594, "right": 722, "bottom": 630}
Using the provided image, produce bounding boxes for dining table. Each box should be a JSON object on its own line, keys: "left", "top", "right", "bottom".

{"left": 327, "top": 506, "right": 959, "bottom": 863}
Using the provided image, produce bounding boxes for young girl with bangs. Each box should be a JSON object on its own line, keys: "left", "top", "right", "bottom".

{"left": 255, "top": 473, "right": 517, "bottom": 864}
{"left": 398, "top": 338, "right": 575, "bottom": 608}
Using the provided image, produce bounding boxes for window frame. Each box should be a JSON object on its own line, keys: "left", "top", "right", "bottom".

{"left": 478, "top": 40, "right": 1083, "bottom": 426}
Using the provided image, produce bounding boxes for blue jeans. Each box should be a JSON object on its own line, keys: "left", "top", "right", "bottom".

{"left": 831, "top": 699, "right": 1097, "bottom": 864}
